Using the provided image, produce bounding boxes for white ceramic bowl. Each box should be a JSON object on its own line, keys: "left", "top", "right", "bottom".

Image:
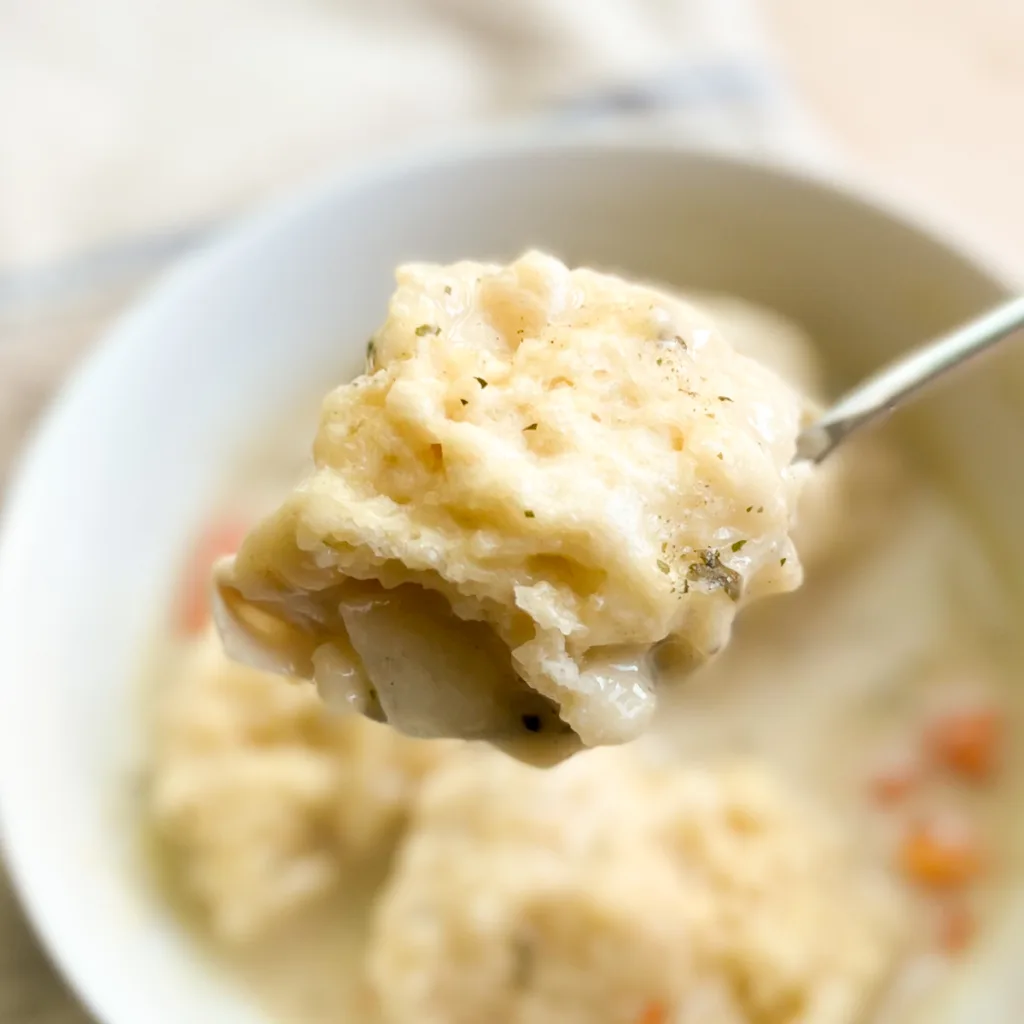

{"left": 3, "top": 135, "right": 1024, "bottom": 1024}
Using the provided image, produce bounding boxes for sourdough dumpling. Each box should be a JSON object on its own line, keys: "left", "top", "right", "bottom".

{"left": 216, "top": 252, "right": 811, "bottom": 748}
{"left": 368, "top": 747, "right": 906, "bottom": 1024}
{"left": 148, "top": 633, "right": 450, "bottom": 943}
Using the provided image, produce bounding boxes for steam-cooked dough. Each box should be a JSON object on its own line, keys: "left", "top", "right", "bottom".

{"left": 149, "top": 633, "right": 449, "bottom": 943}
{"left": 368, "top": 747, "right": 905, "bottom": 1024}
{"left": 215, "top": 252, "right": 812, "bottom": 748}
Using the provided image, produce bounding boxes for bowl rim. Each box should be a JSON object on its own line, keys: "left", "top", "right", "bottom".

{"left": 0, "top": 127, "right": 1017, "bottom": 1023}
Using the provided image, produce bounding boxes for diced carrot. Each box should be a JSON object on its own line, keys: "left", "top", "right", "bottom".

{"left": 868, "top": 755, "right": 921, "bottom": 805}
{"left": 927, "top": 708, "right": 1002, "bottom": 782}
{"left": 899, "top": 820, "right": 985, "bottom": 891}
{"left": 937, "top": 902, "right": 976, "bottom": 954}
{"left": 176, "top": 518, "right": 249, "bottom": 635}
{"left": 636, "top": 1002, "right": 668, "bottom": 1024}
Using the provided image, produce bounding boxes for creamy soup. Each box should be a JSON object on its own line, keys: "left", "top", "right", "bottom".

{"left": 142, "top": 291, "right": 1020, "bottom": 1024}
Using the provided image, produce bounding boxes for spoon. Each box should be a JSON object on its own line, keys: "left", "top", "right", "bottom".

{"left": 794, "top": 296, "right": 1024, "bottom": 464}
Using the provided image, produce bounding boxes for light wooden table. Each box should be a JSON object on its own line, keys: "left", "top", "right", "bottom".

{"left": 764, "top": 0, "right": 1024, "bottom": 279}
{"left": 2, "top": 4, "right": 1020, "bottom": 1020}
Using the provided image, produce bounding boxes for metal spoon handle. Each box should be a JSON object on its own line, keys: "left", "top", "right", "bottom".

{"left": 795, "top": 295, "right": 1024, "bottom": 464}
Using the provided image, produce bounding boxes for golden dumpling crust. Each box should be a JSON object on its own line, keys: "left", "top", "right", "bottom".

{"left": 149, "top": 633, "right": 450, "bottom": 942}
{"left": 368, "top": 747, "right": 906, "bottom": 1024}
{"left": 218, "top": 253, "right": 811, "bottom": 747}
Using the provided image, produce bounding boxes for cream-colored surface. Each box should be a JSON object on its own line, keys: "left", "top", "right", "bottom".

{"left": 370, "top": 747, "right": 903, "bottom": 1024}
{"left": 0, "top": 3, "right": 1018, "bottom": 1022}
{"left": 218, "top": 253, "right": 808, "bottom": 747}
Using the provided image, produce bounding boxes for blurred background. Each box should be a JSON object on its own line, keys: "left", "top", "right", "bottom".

{"left": 0, "top": 0, "right": 1022, "bottom": 1020}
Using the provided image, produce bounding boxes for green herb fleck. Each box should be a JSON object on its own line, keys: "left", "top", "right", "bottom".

{"left": 757, "top": 506, "right": 764, "bottom": 513}
{"left": 460, "top": 398, "right": 468, "bottom": 406}
{"left": 731, "top": 539, "right": 747, "bottom": 552}
{"left": 716, "top": 452, "right": 724, "bottom": 461}
{"left": 524, "top": 510, "right": 535, "bottom": 518}
{"left": 718, "top": 396, "right": 733, "bottom": 403}
{"left": 780, "top": 557, "right": 787, "bottom": 567}
{"left": 523, "top": 423, "right": 538, "bottom": 431}
{"left": 674, "top": 335, "right": 688, "bottom": 349}
{"left": 444, "top": 285, "right": 452, "bottom": 295}
{"left": 686, "top": 549, "right": 742, "bottom": 601}
{"left": 656, "top": 358, "right": 663, "bottom": 366}
{"left": 475, "top": 376, "right": 489, "bottom": 388}
{"left": 745, "top": 505, "right": 753, "bottom": 513}
{"left": 657, "top": 559, "right": 671, "bottom": 574}
{"left": 683, "top": 579, "right": 690, "bottom": 593}
{"left": 415, "top": 324, "right": 440, "bottom": 336}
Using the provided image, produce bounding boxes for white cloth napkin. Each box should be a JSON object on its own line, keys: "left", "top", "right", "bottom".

{"left": 0, "top": 2, "right": 832, "bottom": 1020}
{"left": 0, "top": 0, "right": 831, "bottom": 277}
